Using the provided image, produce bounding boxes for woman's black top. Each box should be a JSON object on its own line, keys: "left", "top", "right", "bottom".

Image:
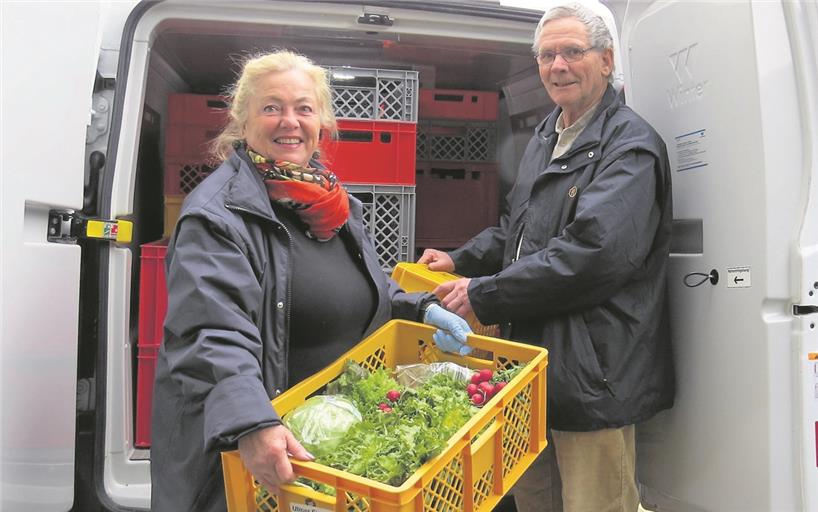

{"left": 274, "top": 205, "right": 377, "bottom": 387}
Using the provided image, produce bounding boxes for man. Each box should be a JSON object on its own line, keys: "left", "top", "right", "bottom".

{"left": 418, "top": 3, "right": 675, "bottom": 511}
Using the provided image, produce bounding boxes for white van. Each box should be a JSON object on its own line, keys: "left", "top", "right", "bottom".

{"left": 2, "top": 1, "right": 816, "bottom": 511}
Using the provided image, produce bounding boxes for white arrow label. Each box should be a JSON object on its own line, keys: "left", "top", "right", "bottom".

{"left": 726, "top": 266, "right": 751, "bottom": 288}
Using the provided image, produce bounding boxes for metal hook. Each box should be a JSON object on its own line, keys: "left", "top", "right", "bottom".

{"left": 683, "top": 269, "right": 718, "bottom": 287}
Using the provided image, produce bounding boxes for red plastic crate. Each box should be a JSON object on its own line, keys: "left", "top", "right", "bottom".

{"left": 135, "top": 345, "right": 159, "bottom": 448}
{"left": 165, "top": 123, "right": 225, "bottom": 163}
{"left": 419, "top": 89, "right": 499, "bottom": 121}
{"left": 167, "top": 94, "right": 229, "bottom": 126}
{"left": 135, "top": 239, "right": 169, "bottom": 448}
{"left": 321, "top": 120, "right": 416, "bottom": 185}
{"left": 137, "top": 239, "right": 169, "bottom": 349}
{"left": 164, "top": 160, "right": 217, "bottom": 196}
{"left": 165, "top": 94, "right": 228, "bottom": 194}
{"left": 415, "top": 161, "right": 499, "bottom": 249}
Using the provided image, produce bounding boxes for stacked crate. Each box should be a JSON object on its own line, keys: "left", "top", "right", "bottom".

{"left": 163, "top": 94, "right": 229, "bottom": 237}
{"left": 415, "top": 89, "right": 500, "bottom": 251}
{"left": 320, "top": 66, "right": 419, "bottom": 271}
{"left": 134, "top": 95, "right": 230, "bottom": 448}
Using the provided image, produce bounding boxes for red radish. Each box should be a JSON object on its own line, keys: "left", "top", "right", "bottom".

{"left": 478, "top": 369, "right": 493, "bottom": 382}
{"left": 479, "top": 381, "right": 495, "bottom": 396}
{"left": 378, "top": 402, "right": 389, "bottom": 410}
{"left": 381, "top": 406, "right": 393, "bottom": 413}
{"left": 470, "top": 393, "right": 485, "bottom": 406}
{"left": 493, "top": 381, "right": 507, "bottom": 394}
{"left": 470, "top": 373, "right": 482, "bottom": 385}
{"left": 466, "top": 383, "right": 478, "bottom": 396}
{"left": 386, "top": 390, "right": 401, "bottom": 402}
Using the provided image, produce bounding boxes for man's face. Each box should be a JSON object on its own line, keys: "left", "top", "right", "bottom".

{"left": 536, "top": 17, "right": 613, "bottom": 125}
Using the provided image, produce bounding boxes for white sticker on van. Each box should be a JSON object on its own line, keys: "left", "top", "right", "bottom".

{"left": 726, "top": 266, "right": 751, "bottom": 288}
{"left": 675, "top": 129, "right": 708, "bottom": 172}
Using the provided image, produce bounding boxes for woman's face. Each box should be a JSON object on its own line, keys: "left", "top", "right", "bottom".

{"left": 243, "top": 69, "right": 323, "bottom": 166}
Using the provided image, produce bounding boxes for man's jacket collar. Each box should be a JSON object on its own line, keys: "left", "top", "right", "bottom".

{"left": 535, "top": 84, "right": 621, "bottom": 156}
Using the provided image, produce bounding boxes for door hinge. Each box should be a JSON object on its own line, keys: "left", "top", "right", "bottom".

{"left": 47, "top": 209, "right": 133, "bottom": 244}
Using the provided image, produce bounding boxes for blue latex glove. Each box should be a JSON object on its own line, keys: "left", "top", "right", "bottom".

{"left": 423, "top": 304, "right": 473, "bottom": 356}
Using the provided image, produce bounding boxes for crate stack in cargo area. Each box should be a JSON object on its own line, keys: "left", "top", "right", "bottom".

{"left": 163, "top": 94, "right": 229, "bottom": 238}
{"left": 415, "top": 88, "right": 500, "bottom": 252}
{"left": 321, "top": 66, "right": 419, "bottom": 272}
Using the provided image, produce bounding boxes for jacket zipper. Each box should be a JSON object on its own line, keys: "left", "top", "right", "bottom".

{"left": 225, "top": 203, "right": 293, "bottom": 391}
{"left": 515, "top": 230, "right": 524, "bottom": 262}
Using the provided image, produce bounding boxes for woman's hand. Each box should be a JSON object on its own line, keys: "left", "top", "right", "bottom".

{"left": 417, "top": 249, "right": 455, "bottom": 272}
{"left": 237, "top": 424, "right": 314, "bottom": 494}
{"left": 423, "top": 303, "right": 473, "bottom": 355}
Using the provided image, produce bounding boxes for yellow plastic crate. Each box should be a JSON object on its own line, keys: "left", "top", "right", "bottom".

{"left": 391, "top": 262, "right": 499, "bottom": 337}
{"left": 163, "top": 194, "right": 184, "bottom": 238}
{"left": 222, "top": 320, "right": 547, "bottom": 512}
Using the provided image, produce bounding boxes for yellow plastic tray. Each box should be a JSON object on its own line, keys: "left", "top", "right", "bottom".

{"left": 391, "top": 262, "right": 499, "bottom": 337}
{"left": 222, "top": 320, "right": 547, "bottom": 512}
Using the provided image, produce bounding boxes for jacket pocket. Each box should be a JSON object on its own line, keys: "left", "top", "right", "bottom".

{"left": 569, "top": 314, "right": 611, "bottom": 397}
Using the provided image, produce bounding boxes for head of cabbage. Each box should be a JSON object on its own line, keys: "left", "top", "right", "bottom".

{"left": 283, "top": 395, "right": 362, "bottom": 458}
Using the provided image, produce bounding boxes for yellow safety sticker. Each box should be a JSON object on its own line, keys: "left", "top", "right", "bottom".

{"left": 86, "top": 219, "right": 133, "bottom": 243}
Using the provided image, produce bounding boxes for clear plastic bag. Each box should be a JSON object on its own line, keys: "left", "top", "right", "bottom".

{"left": 394, "top": 362, "right": 473, "bottom": 388}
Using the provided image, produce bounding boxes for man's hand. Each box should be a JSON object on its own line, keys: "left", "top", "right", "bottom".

{"left": 237, "top": 424, "right": 314, "bottom": 494}
{"left": 417, "top": 249, "right": 455, "bottom": 272}
{"left": 433, "top": 278, "right": 473, "bottom": 319}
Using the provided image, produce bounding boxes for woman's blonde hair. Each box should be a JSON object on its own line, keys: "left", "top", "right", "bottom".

{"left": 211, "top": 49, "right": 337, "bottom": 161}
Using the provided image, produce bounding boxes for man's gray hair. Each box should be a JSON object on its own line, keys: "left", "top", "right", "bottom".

{"left": 532, "top": 2, "right": 615, "bottom": 82}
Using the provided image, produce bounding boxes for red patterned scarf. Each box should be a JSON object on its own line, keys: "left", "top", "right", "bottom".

{"left": 246, "top": 148, "right": 350, "bottom": 241}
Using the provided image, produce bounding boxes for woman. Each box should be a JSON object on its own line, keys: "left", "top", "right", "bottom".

{"left": 150, "top": 50, "right": 471, "bottom": 512}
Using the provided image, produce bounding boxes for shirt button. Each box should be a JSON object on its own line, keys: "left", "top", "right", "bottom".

{"left": 588, "top": 151, "right": 594, "bottom": 158}
{"left": 561, "top": 164, "right": 568, "bottom": 170}
{"left": 276, "top": 301, "right": 284, "bottom": 309}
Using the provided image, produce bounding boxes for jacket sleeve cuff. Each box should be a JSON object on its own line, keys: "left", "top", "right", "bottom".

{"left": 203, "top": 374, "right": 280, "bottom": 451}
{"left": 468, "top": 276, "right": 502, "bottom": 325}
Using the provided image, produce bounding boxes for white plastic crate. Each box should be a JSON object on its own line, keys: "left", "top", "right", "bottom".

{"left": 416, "top": 120, "right": 496, "bottom": 161}
{"left": 327, "top": 66, "right": 419, "bottom": 122}
{"left": 344, "top": 184, "right": 415, "bottom": 272}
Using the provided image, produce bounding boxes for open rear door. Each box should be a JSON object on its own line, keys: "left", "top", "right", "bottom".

{"left": 620, "top": 0, "right": 818, "bottom": 510}
{"left": 1, "top": 2, "right": 106, "bottom": 510}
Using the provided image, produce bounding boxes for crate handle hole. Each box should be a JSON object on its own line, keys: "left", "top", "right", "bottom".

{"left": 339, "top": 131, "right": 373, "bottom": 143}
{"left": 431, "top": 168, "right": 465, "bottom": 180}
{"left": 433, "top": 93, "right": 464, "bottom": 103}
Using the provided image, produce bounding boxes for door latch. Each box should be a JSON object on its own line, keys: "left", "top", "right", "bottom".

{"left": 357, "top": 12, "right": 393, "bottom": 27}
{"left": 47, "top": 209, "right": 133, "bottom": 244}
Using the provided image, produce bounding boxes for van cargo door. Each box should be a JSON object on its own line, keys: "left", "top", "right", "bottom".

{"left": 1, "top": 2, "right": 104, "bottom": 510}
{"left": 621, "top": 0, "right": 818, "bottom": 510}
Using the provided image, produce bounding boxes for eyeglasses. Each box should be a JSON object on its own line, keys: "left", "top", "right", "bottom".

{"left": 536, "top": 46, "right": 597, "bottom": 65}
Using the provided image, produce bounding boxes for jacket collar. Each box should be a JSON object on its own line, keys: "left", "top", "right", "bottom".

{"left": 535, "top": 84, "right": 621, "bottom": 156}
{"left": 222, "top": 151, "right": 277, "bottom": 221}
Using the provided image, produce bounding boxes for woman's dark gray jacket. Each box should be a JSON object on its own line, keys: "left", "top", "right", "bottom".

{"left": 150, "top": 151, "right": 430, "bottom": 511}
{"left": 450, "top": 85, "right": 675, "bottom": 432}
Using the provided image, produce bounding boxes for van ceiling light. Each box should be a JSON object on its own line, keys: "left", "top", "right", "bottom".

{"left": 332, "top": 72, "right": 357, "bottom": 81}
